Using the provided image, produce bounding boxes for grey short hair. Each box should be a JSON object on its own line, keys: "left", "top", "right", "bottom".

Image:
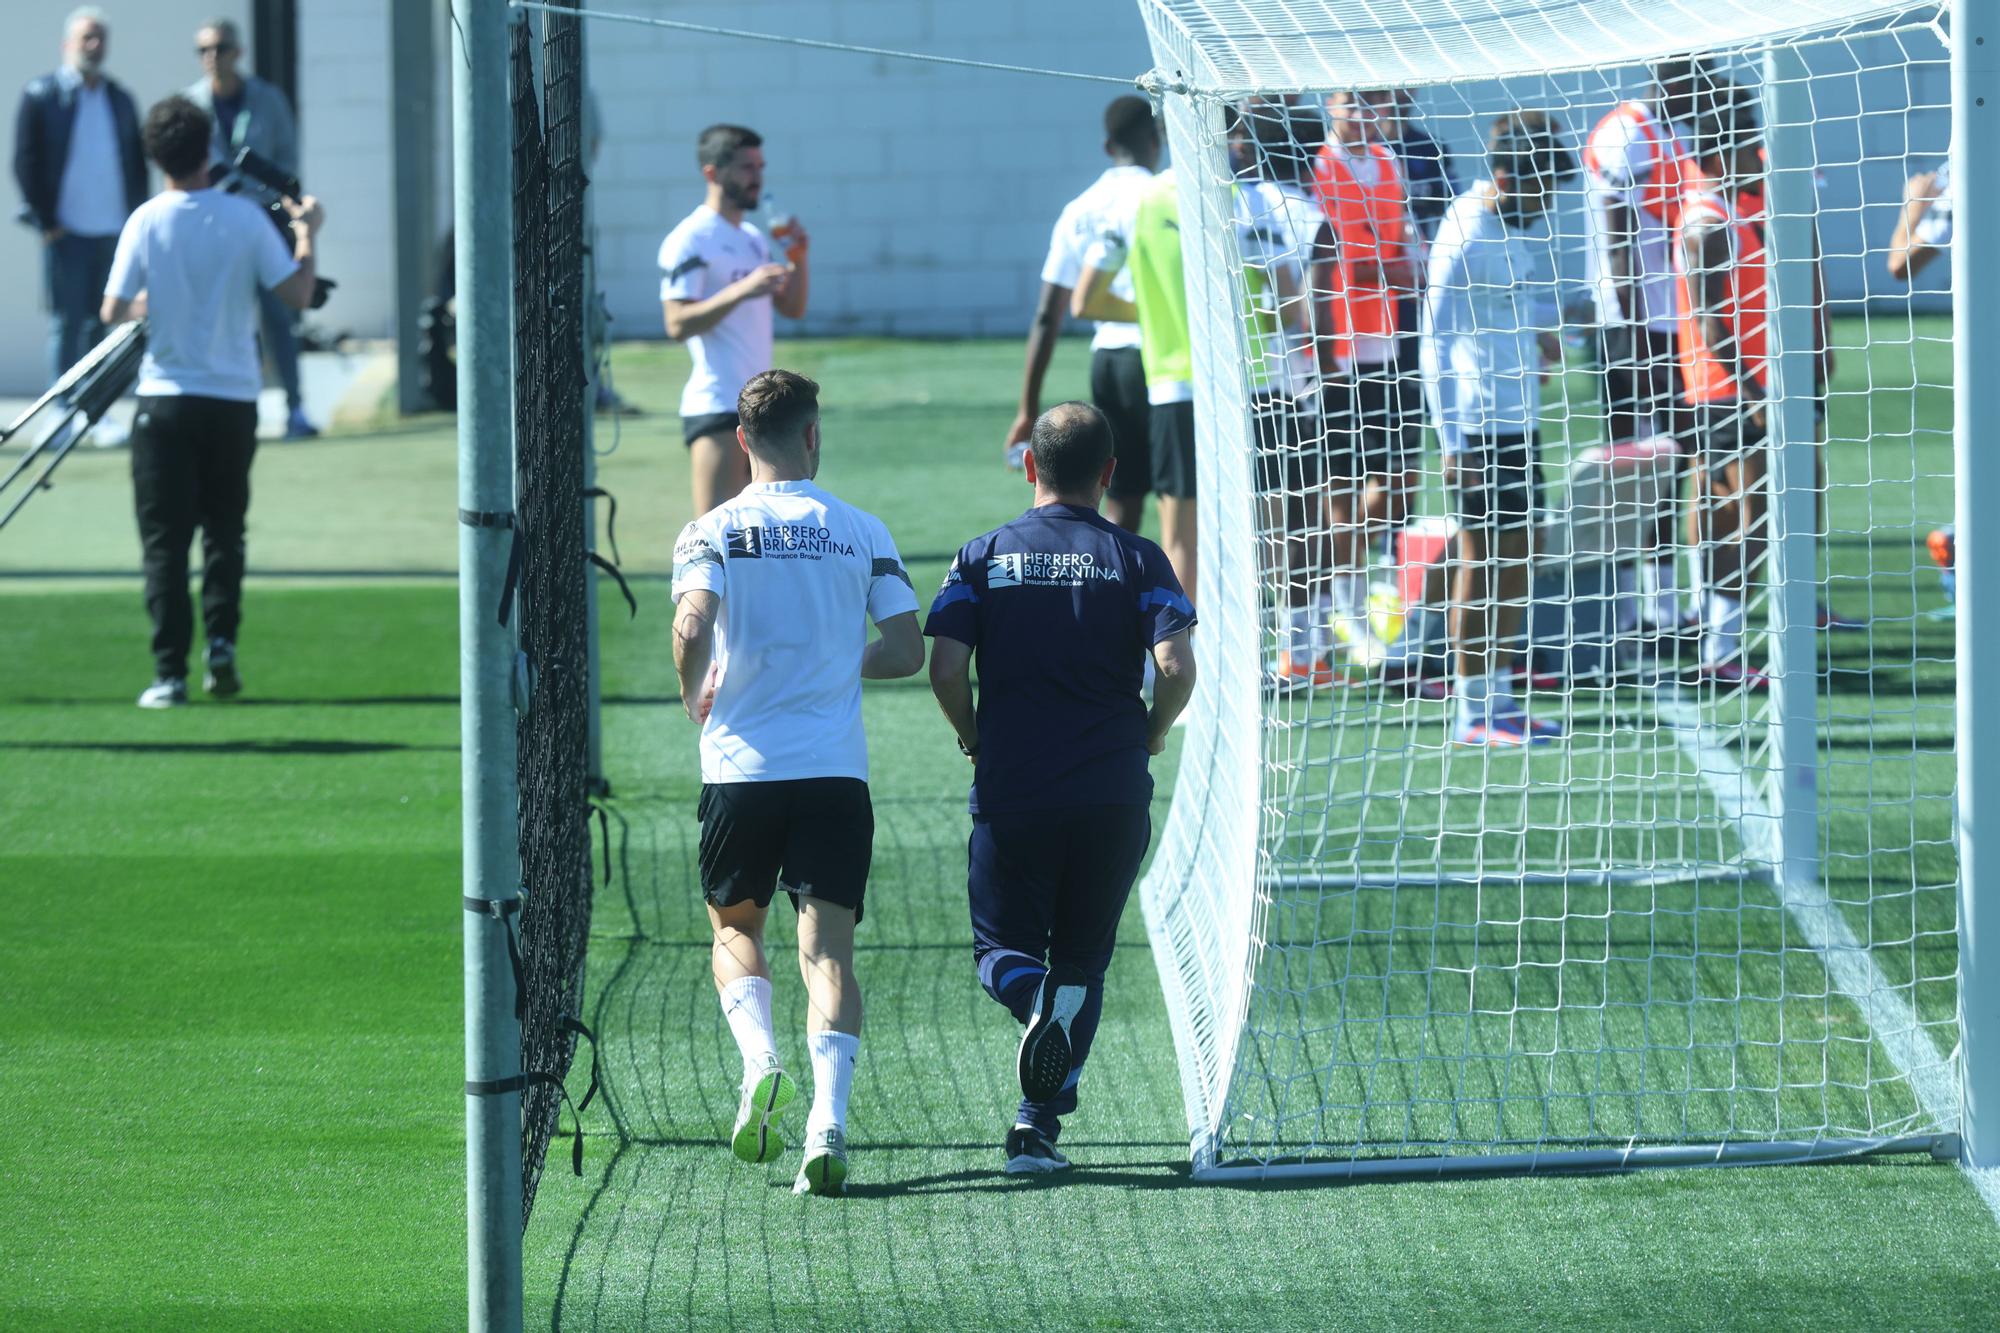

{"left": 199, "top": 16, "right": 241, "bottom": 47}
{"left": 65, "top": 6, "right": 108, "bottom": 34}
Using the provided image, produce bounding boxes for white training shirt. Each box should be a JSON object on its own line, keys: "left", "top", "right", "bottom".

{"left": 1916, "top": 159, "right": 1954, "bottom": 249}
{"left": 1421, "top": 187, "right": 1560, "bottom": 454}
{"left": 105, "top": 189, "right": 299, "bottom": 402}
{"left": 1041, "top": 165, "right": 1151, "bottom": 352}
{"left": 671, "top": 479, "right": 920, "bottom": 785}
{"left": 1583, "top": 103, "right": 1689, "bottom": 331}
{"left": 659, "top": 204, "right": 776, "bottom": 417}
{"left": 1236, "top": 177, "right": 1323, "bottom": 398}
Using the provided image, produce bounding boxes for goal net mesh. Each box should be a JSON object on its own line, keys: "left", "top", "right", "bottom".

{"left": 1132, "top": 0, "right": 1959, "bottom": 1173}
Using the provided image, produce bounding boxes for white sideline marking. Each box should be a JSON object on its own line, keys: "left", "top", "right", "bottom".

{"left": 1660, "top": 693, "right": 1995, "bottom": 1225}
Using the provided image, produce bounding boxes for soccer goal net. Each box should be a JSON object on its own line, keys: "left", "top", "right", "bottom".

{"left": 1133, "top": 0, "right": 1962, "bottom": 1176}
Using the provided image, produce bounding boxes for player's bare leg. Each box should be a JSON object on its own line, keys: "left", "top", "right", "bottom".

{"left": 1158, "top": 495, "right": 1198, "bottom": 609}
{"left": 691, "top": 429, "right": 750, "bottom": 517}
{"left": 1103, "top": 491, "right": 1145, "bottom": 534}
{"left": 794, "top": 896, "right": 861, "bottom": 1195}
{"left": 709, "top": 899, "right": 796, "bottom": 1164}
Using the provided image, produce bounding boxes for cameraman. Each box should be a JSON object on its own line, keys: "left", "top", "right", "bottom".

{"left": 100, "top": 94, "right": 322, "bottom": 709}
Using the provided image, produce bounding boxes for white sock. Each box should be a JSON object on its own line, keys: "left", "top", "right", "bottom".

{"left": 1642, "top": 558, "right": 1680, "bottom": 627}
{"left": 1285, "top": 605, "right": 1313, "bottom": 658}
{"left": 1704, "top": 592, "right": 1744, "bottom": 666}
{"left": 1615, "top": 562, "right": 1641, "bottom": 632}
{"left": 805, "top": 1029, "right": 859, "bottom": 1137}
{"left": 719, "top": 975, "right": 778, "bottom": 1082}
{"left": 1457, "top": 670, "right": 1504, "bottom": 728}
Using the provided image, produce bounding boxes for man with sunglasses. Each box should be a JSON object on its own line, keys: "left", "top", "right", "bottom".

{"left": 184, "top": 17, "right": 315, "bottom": 439}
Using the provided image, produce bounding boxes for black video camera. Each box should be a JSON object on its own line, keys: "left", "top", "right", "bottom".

{"left": 216, "top": 147, "right": 336, "bottom": 310}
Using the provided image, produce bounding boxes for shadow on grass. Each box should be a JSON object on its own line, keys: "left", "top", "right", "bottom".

{"left": 0, "top": 737, "right": 457, "bottom": 756}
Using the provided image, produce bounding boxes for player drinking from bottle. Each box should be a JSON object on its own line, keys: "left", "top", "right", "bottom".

{"left": 661, "top": 124, "right": 810, "bottom": 516}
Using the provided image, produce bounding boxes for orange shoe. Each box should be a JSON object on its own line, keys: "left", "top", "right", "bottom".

{"left": 1276, "top": 650, "right": 1335, "bottom": 687}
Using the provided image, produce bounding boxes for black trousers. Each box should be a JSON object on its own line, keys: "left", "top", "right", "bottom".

{"left": 130, "top": 394, "right": 258, "bottom": 679}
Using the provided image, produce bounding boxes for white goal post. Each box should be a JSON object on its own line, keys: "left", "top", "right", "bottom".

{"left": 1131, "top": 0, "right": 1993, "bottom": 1179}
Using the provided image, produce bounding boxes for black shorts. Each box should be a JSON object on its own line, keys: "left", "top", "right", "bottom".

{"left": 1324, "top": 368, "right": 1413, "bottom": 482}
{"left": 1446, "top": 432, "right": 1543, "bottom": 529}
{"left": 1149, "top": 399, "right": 1197, "bottom": 499}
{"left": 1693, "top": 401, "right": 1769, "bottom": 463}
{"left": 697, "top": 778, "right": 874, "bottom": 922}
{"left": 1252, "top": 391, "right": 1317, "bottom": 494}
{"left": 1598, "top": 324, "right": 1692, "bottom": 448}
{"left": 967, "top": 804, "right": 1151, "bottom": 981}
{"left": 682, "top": 411, "right": 740, "bottom": 447}
{"left": 1090, "top": 347, "right": 1152, "bottom": 500}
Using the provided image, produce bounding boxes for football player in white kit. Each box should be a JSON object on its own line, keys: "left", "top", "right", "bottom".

{"left": 671, "top": 370, "right": 924, "bottom": 1196}
{"left": 1003, "top": 96, "right": 1162, "bottom": 534}
{"left": 661, "top": 124, "right": 811, "bottom": 516}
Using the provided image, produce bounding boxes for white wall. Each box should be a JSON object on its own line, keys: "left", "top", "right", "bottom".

{"left": 585, "top": 1, "right": 1153, "bottom": 341}
{"left": 0, "top": 1, "right": 251, "bottom": 394}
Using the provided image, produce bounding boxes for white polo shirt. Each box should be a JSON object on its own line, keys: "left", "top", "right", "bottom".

{"left": 105, "top": 189, "right": 299, "bottom": 402}
{"left": 672, "top": 479, "right": 919, "bottom": 785}
{"left": 1041, "top": 165, "right": 1151, "bottom": 352}
{"left": 659, "top": 204, "right": 775, "bottom": 417}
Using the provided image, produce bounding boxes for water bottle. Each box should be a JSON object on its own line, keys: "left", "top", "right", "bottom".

{"left": 763, "top": 194, "right": 806, "bottom": 265}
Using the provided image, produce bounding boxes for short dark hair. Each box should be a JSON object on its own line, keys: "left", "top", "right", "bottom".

{"left": 1029, "top": 402, "right": 1115, "bottom": 492}
{"left": 143, "top": 95, "right": 213, "bottom": 180}
{"left": 1103, "top": 95, "right": 1158, "bottom": 157}
{"left": 1688, "top": 80, "right": 1760, "bottom": 168}
{"left": 1487, "top": 110, "right": 1577, "bottom": 185}
{"left": 737, "top": 369, "right": 818, "bottom": 451}
{"left": 697, "top": 124, "right": 762, "bottom": 172}
{"left": 1247, "top": 101, "right": 1325, "bottom": 183}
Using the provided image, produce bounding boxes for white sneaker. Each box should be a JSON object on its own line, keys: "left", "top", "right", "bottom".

{"left": 793, "top": 1124, "right": 849, "bottom": 1196}
{"left": 729, "top": 1060, "right": 795, "bottom": 1165}
{"left": 88, "top": 417, "right": 130, "bottom": 450}
{"left": 137, "top": 676, "right": 187, "bottom": 709}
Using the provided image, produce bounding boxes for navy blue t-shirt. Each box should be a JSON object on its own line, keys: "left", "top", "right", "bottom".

{"left": 923, "top": 503, "right": 1196, "bottom": 816}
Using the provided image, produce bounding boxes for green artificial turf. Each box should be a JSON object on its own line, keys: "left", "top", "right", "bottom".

{"left": 2, "top": 330, "right": 1996, "bottom": 1331}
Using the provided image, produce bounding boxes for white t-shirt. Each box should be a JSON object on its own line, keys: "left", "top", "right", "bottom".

{"left": 1915, "top": 159, "right": 1954, "bottom": 248}
{"left": 1421, "top": 188, "right": 1560, "bottom": 454}
{"left": 671, "top": 479, "right": 919, "bottom": 785}
{"left": 1584, "top": 103, "right": 1688, "bottom": 331}
{"left": 658, "top": 205, "right": 775, "bottom": 417}
{"left": 1236, "top": 178, "right": 1323, "bottom": 398}
{"left": 1041, "top": 165, "right": 1151, "bottom": 352}
{"left": 105, "top": 190, "right": 299, "bottom": 402}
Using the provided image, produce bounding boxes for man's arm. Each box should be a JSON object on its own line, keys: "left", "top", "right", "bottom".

{"left": 272, "top": 195, "right": 323, "bottom": 312}
{"left": 664, "top": 264, "right": 789, "bottom": 339}
{"left": 861, "top": 610, "right": 924, "bottom": 680}
{"left": 13, "top": 87, "right": 53, "bottom": 237}
{"left": 1599, "top": 193, "right": 1644, "bottom": 327}
{"left": 1683, "top": 214, "right": 1752, "bottom": 412}
{"left": 1005, "top": 280, "right": 1070, "bottom": 455}
{"left": 672, "top": 589, "right": 720, "bottom": 723}
{"left": 772, "top": 223, "right": 809, "bottom": 320}
{"left": 1147, "top": 631, "right": 1196, "bottom": 754}
{"left": 100, "top": 291, "right": 144, "bottom": 323}
{"left": 927, "top": 634, "right": 979, "bottom": 756}
{"left": 1072, "top": 263, "right": 1137, "bottom": 324}
{"left": 1887, "top": 170, "right": 1944, "bottom": 283}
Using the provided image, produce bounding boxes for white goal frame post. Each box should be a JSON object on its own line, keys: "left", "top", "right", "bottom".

{"left": 1132, "top": 0, "right": 1996, "bottom": 1181}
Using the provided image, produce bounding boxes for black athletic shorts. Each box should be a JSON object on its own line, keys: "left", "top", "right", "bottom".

{"left": 682, "top": 410, "right": 740, "bottom": 447}
{"left": 1324, "top": 367, "right": 1412, "bottom": 482}
{"left": 697, "top": 778, "right": 874, "bottom": 922}
{"left": 1693, "top": 400, "right": 1769, "bottom": 463}
{"left": 1252, "top": 390, "right": 1317, "bottom": 494}
{"left": 1090, "top": 346, "right": 1152, "bottom": 500}
{"left": 1598, "top": 323, "right": 1692, "bottom": 448}
{"left": 1446, "top": 431, "right": 1543, "bottom": 530}
{"left": 1149, "top": 399, "right": 1198, "bottom": 499}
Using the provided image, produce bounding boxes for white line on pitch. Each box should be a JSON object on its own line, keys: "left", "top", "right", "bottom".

{"left": 1660, "top": 692, "right": 1994, "bottom": 1226}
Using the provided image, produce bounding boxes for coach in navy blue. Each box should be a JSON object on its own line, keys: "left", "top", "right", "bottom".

{"left": 925, "top": 401, "right": 1196, "bottom": 1175}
